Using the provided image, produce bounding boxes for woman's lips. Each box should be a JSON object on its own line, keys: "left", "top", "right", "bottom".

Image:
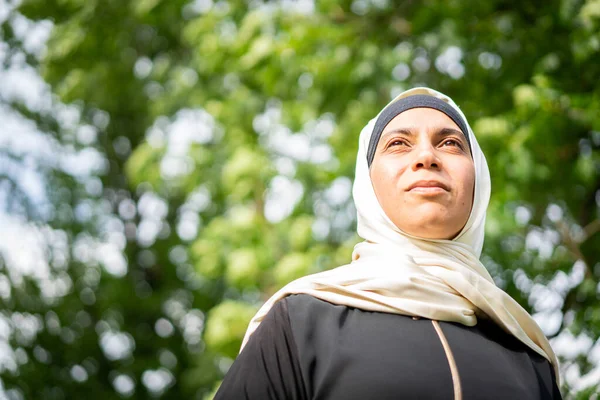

{"left": 408, "top": 186, "right": 447, "bottom": 195}
{"left": 406, "top": 180, "right": 450, "bottom": 193}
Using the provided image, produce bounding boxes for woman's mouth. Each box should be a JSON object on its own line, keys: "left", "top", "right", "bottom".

{"left": 406, "top": 180, "right": 449, "bottom": 194}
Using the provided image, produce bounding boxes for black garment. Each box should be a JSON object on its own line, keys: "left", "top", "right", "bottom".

{"left": 215, "top": 294, "right": 562, "bottom": 400}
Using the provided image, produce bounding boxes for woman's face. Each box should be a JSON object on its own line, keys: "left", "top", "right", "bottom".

{"left": 369, "top": 107, "right": 475, "bottom": 240}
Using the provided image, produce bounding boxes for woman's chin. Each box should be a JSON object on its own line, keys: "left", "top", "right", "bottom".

{"left": 404, "top": 228, "right": 450, "bottom": 240}
{"left": 391, "top": 212, "right": 458, "bottom": 240}
{"left": 403, "top": 200, "right": 451, "bottom": 217}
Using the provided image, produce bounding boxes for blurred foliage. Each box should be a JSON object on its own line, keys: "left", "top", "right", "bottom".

{"left": 0, "top": 0, "right": 599, "bottom": 398}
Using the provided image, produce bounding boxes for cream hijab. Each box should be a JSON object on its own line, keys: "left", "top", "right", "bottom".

{"left": 240, "top": 87, "right": 559, "bottom": 382}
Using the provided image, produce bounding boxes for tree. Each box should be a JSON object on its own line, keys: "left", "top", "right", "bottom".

{"left": 0, "top": 0, "right": 598, "bottom": 398}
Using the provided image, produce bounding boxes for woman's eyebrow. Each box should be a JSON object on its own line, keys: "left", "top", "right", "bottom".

{"left": 380, "top": 126, "right": 465, "bottom": 140}
{"left": 435, "top": 127, "right": 465, "bottom": 139}
{"left": 380, "top": 127, "right": 414, "bottom": 140}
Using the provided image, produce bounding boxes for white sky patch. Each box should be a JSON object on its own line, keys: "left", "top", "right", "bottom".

{"left": 97, "top": 242, "right": 127, "bottom": 278}
{"left": 0, "top": 340, "right": 16, "bottom": 374}
{"left": 392, "top": 62, "right": 411, "bottom": 81}
{"left": 175, "top": 186, "right": 211, "bottom": 241}
{"left": 515, "top": 205, "right": 532, "bottom": 226}
{"left": 311, "top": 217, "right": 330, "bottom": 241}
{"left": 546, "top": 203, "right": 564, "bottom": 222}
{"left": 529, "top": 283, "right": 564, "bottom": 312}
{"left": 435, "top": 46, "right": 465, "bottom": 80}
{"left": 525, "top": 227, "right": 561, "bottom": 260}
{"left": 572, "top": 365, "right": 600, "bottom": 392}
{"left": 182, "top": 185, "right": 211, "bottom": 213}
{"left": 567, "top": 260, "right": 586, "bottom": 287}
{"left": 276, "top": 0, "right": 314, "bottom": 14}
{"left": 70, "top": 364, "right": 88, "bottom": 383}
{"left": 138, "top": 192, "right": 169, "bottom": 220}
{"left": 324, "top": 177, "right": 352, "bottom": 206}
{"left": 61, "top": 226, "right": 123, "bottom": 279}
{"left": 274, "top": 156, "right": 296, "bottom": 177}
{"left": 411, "top": 54, "right": 430, "bottom": 73}
{"left": 531, "top": 309, "right": 562, "bottom": 337}
{"left": 527, "top": 258, "right": 588, "bottom": 344}
{"left": 0, "top": 152, "right": 47, "bottom": 213}
{"left": 264, "top": 175, "right": 304, "bottom": 223}
{"left": 141, "top": 368, "right": 174, "bottom": 396}
{"left": 76, "top": 125, "right": 98, "bottom": 146}
{"left": 309, "top": 175, "right": 356, "bottom": 241}
{"left": 0, "top": 275, "right": 11, "bottom": 300}
{"left": 0, "top": 63, "right": 53, "bottom": 113}
{"left": 0, "top": 67, "right": 106, "bottom": 220}
{"left": 0, "top": 1, "right": 11, "bottom": 24}
{"left": 0, "top": 310, "right": 44, "bottom": 375}
{"left": 253, "top": 102, "right": 337, "bottom": 167}
{"left": 183, "top": 0, "right": 214, "bottom": 16}
{"left": 145, "top": 108, "right": 219, "bottom": 180}
{"left": 134, "top": 57, "right": 153, "bottom": 79}
{"left": 0, "top": 102, "right": 109, "bottom": 258}
{"left": 0, "top": 211, "right": 127, "bottom": 286}
{"left": 136, "top": 191, "right": 169, "bottom": 247}
{"left": 9, "top": 13, "right": 53, "bottom": 58}
{"left": 112, "top": 374, "right": 135, "bottom": 396}
{"left": 0, "top": 214, "right": 52, "bottom": 285}
{"left": 264, "top": 125, "right": 312, "bottom": 161}
{"left": 590, "top": 337, "right": 600, "bottom": 364}
{"left": 167, "top": 109, "right": 215, "bottom": 146}
{"left": 99, "top": 331, "right": 135, "bottom": 361}
{"left": 176, "top": 210, "right": 200, "bottom": 241}
{"left": 512, "top": 268, "right": 533, "bottom": 293}
{"left": 553, "top": 331, "right": 600, "bottom": 392}
{"left": 527, "top": 260, "right": 585, "bottom": 305}
{"left": 552, "top": 330, "right": 594, "bottom": 359}
{"left": 310, "top": 144, "right": 333, "bottom": 164}
{"left": 60, "top": 147, "right": 108, "bottom": 178}
{"left": 54, "top": 102, "right": 82, "bottom": 130}
{"left": 137, "top": 219, "right": 162, "bottom": 248}
{"left": 154, "top": 318, "right": 174, "bottom": 338}
{"left": 0, "top": 214, "right": 84, "bottom": 297}
{"left": 162, "top": 294, "right": 191, "bottom": 323}
{"left": 179, "top": 309, "right": 204, "bottom": 345}
{"left": 0, "top": 105, "right": 57, "bottom": 161}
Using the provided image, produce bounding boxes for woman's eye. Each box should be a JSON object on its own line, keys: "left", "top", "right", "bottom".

{"left": 389, "top": 140, "right": 407, "bottom": 147}
{"left": 442, "top": 139, "right": 461, "bottom": 148}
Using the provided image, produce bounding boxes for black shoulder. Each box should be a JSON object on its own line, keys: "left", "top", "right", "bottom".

{"left": 214, "top": 298, "right": 308, "bottom": 400}
{"left": 285, "top": 293, "right": 337, "bottom": 322}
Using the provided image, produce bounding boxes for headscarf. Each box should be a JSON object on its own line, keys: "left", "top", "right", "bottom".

{"left": 240, "top": 87, "right": 559, "bottom": 383}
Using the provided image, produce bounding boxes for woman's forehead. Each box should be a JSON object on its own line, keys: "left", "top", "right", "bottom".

{"left": 382, "top": 108, "right": 462, "bottom": 134}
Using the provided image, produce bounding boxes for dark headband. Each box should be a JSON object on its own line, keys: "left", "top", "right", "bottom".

{"left": 367, "top": 94, "right": 472, "bottom": 167}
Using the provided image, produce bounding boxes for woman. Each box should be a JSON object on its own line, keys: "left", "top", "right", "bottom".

{"left": 214, "top": 87, "right": 562, "bottom": 399}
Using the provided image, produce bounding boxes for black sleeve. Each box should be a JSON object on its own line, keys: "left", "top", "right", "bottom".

{"left": 550, "top": 363, "right": 563, "bottom": 400}
{"left": 213, "top": 298, "right": 309, "bottom": 400}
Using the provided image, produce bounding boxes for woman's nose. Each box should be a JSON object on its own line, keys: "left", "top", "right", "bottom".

{"left": 411, "top": 145, "right": 440, "bottom": 170}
